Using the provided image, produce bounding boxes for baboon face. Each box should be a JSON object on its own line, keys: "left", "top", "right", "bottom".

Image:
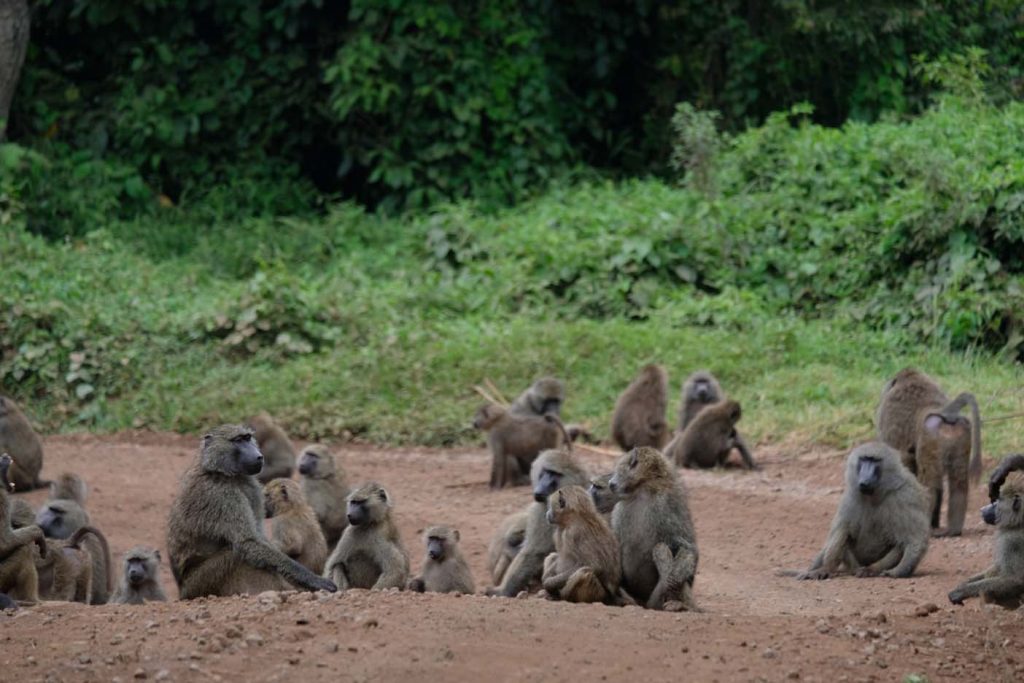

{"left": 298, "top": 446, "right": 333, "bottom": 477}
{"left": 201, "top": 425, "right": 263, "bottom": 476}
{"left": 985, "top": 474, "right": 1024, "bottom": 527}
{"left": 125, "top": 549, "right": 159, "bottom": 587}
{"left": 347, "top": 483, "right": 389, "bottom": 526}
{"left": 608, "top": 447, "right": 664, "bottom": 495}
{"left": 0, "top": 453, "right": 12, "bottom": 491}
{"left": 472, "top": 405, "right": 502, "bottom": 430}
{"left": 844, "top": 443, "right": 902, "bottom": 497}
{"left": 589, "top": 474, "right": 617, "bottom": 514}
{"left": 545, "top": 486, "right": 591, "bottom": 526}
{"left": 425, "top": 527, "right": 458, "bottom": 561}
{"left": 36, "top": 501, "right": 76, "bottom": 540}
{"left": 854, "top": 453, "right": 882, "bottom": 495}
{"left": 533, "top": 467, "right": 565, "bottom": 503}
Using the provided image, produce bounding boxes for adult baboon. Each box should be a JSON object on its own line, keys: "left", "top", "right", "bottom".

{"left": 611, "top": 364, "right": 669, "bottom": 451}
{"left": 36, "top": 486, "right": 112, "bottom": 604}
{"left": 542, "top": 485, "right": 620, "bottom": 604}
{"left": 246, "top": 413, "right": 297, "bottom": 484}
{"left": 473, "top": 404, "right": 569, "bottom": 489}
{"left": 35, "top": 527, "right": 107, "bottom": 603}
{"left": 408, "top": 525, "right": 475, "bottom": 594}
{"left": 322, "top": 482, "right": 409, "bottom": 591}
{"left": 0, "top": 397, "right": 47, "bottom": 491}
{"left": 588, "top": 473, "right": 620, "bottom": 519}
{"left": 265, "top": 478, "right": 328, "bottom": 574}
{"left": 166, "top": 425, "right": 336, "bottom": 599}
{"left": 798, "top": 442, "right": 929, "bottom": 580}
{"left": 509, "top": 377, "right": 565, "bottom": 417}
{"left": 49, "top": 472, "right": 87, "bottom": 506}
{"left": 487, "top": 509, "right": 528, "bottom": 585}
{"left": 0, "top": 454, "right": 45, "bottom": 604}
{"left": 664, "top": 399, "right": 757, "bottom": 470}
{"left": 876, "top": 368, "right": 982, "bottom": 536}
{"left": 678, "top": 370, "right": 723, "bottom": 430}
{"left": 111, "top": 546, "right": 167, "bottom": 605}
{"left": 298, "top": 444, "right": 350, "bottom": 548}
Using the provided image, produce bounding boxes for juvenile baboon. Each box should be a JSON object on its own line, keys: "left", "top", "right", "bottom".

{"left": 0, "top": 454, "right": 45, "bottom": 604}
{"left": 167, "top": 425, "right": 337, "bottom": 599}
{"left": 473, "top": 404, "right": 569, "bottom": 489}
{"left": 678, "top": 370, "right": 723, "bottom": 430}
{"left": 297, "top": 444, "right": 350, "bottom": 548}
{"left": 509, "top": 377, "right": 565, "bottom": 417}
{"left": 588, "top": 473, "right": 620, "bottom": 519}
{"left": 949, "top": 471, "right": 1024, "bottom": 609}
{"left": 111, "top": 546, "right": 167, "bottom": 605}
{"left": 246, "top": 413, "right": 297, "bottom": 484}
{"left": 49, "top": 472, "right": 87, "bottom": 506}
{"left": 265, "top": 478, "right": 328, "bottom": 574}
{"left": 664, "top": 399, "right": 757, "bottom": 470}
{"left": 408, "top": 526, "right": 475, "bottom": 594}
{"left": 610, "top": 447, "right": 698, "bottom": 610}
{"left": 36, "top": 486, "right": 112, "bottom": 604}
{"left": 542, "top": 486, "right": 620, "bottom": 604}
{"left": 487, "top": 509, "right": 528, "bottom": 585}
{"left": 323, "top": 482, "right": 409, "bottom": 591}
{"left": 876, "top": 368, "right": 982, "bottom": 536}
{"left": 35, "top": 527, "right": 107, "bottom": 603}
{"left": 798, "top": 442, "right": 930, "bottom": 580}
{"left": 0, "top": 398, "right": 47, "bottom": 491}
{"left": 611, "top": 364, "right": 669, "bottom": 451}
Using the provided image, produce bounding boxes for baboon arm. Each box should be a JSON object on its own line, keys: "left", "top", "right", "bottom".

{"left": 497, "top": 550, "right": 543, "bottom": 597}
{"left": 882, "top": 541, "right": 927, "bottom": 578}
{"left": 0, "top": 525, "right": 44, "bottom": 556}
{"left": 864, "top": 547, "right": 901, "bottom": 573}
{"left": 733, "top": 434, "right": 758, "bottom": 470}
{"left": 234, "top": 537, "right": 334, "bottom": 592}
{"left": 542, "top": 569, "right": 573, "bottom": 594}
{"left": 800, "top": 524, "right": 848, "bottom": 578}
{"left": 324, "top": 560, "right": 350, "bottom": 591}
{"left": 489, "top": 443, "right": 506, "bottom": 489}
{"left": 950, "top": 575, "right": 1024, "bottom": 604}
{"left": 371, "top": 546, "right": 408, "bottom": 590}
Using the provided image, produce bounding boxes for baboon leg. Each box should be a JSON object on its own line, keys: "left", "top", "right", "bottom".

{"left": 857, "top": 547, "right": 901, "bottom": 576}
{"left": 9, "top": 547, "right": 39, "bottom": 605}
{"left": 943, "top": 476, "right": 967, "bottom": 537}
{"left": 493, "top": 554, "right": 511, "bottom": 585}
{"left": 489, "top": 444, "right": 507, "bottom": 489}
{"left": 882, "top": 541, "right": 925, "bottom": 579}
{"left": 799, "top": 524, "right": 848, "bottom": 580}
{"left": 371, "top": 546, "right": 409, "bottom": 590}
{"left": 220, "top": 565, "right": 290, "bottom": 596}
{"left": 181, "top": 551, "right": 286, "bottom": 599}
{"left": 733, "top": 434, "right": 758, "bottom": 470}
{"left": 327, "top": 562, "right": 351, "bottom": 591}
{"left": 561, "top": 567, "right": 606, "bottom": 604}
{"left": 541, "top": 552, "right": 558, "bottom": 582}
{"left": 951, "top": 576, "right": 1024, "bottom": 605}
{"left": 497, "top": 551, "right": 543, "bottom": 597}
{"left": 929, "top": 487, "right": 943, "bottom": 530}
{"left": 649, "top": 542, "right": 697, "bottom": 610}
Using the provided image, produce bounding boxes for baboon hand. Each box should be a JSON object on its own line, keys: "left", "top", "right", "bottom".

{"left": 948, "top": 588, "right": 967, "bottom": 605}
{"left": 797, "top": 568, "right": 830, "bottom": 581}
{"left": 308, "top": 575, "right": 337, "bottom": 593}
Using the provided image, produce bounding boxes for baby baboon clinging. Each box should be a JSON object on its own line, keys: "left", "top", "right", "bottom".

{"left": 0, "top": 398, "right": 47, "bottom": 491}
{"left": 798, "top": 442, "right": 930, "bottom": 580}
{"left": 167, "top": 425, "right": 337, "bottom": 599}
{"left": 0, "top": 454, "right": 45, "bottom": 605}
{"left": 408, "top": 526, "right": 475, "bottom": 594}
{"left": 36, "top": 479, "right": 112, "bottom": 604}
{"left": 323, "top": 482, "right": 409, "bottom": 591}
{"left": 265, "top": 478, "right": 328, "bottom": 574}
{"left": 49, "top": 472, "right": 87, "bottom": 506}
{"left": 664, "top": 399, "right": 757, "bottom": 470}
{"left": 298, "top": 444, "right": 350, "bottom": 548}
{"left": 611, "top": 364, "right": 669, "bottom": 451}
{"left": 678, "top": 370, "right": 723, "bottom": 430}
{"left": 487, "top": 509, "right": 528, "bottom": 585}
{"left": 588, "top": 473, "right": 620, "bottom": 520}
{"left": 111, "top": 546, "right": 167, "bottom": 605}
{"left": 246, "top": 413, "right": 297, "bottom": 484}
{"left": 35, "top": 527, "right": 108, "bottom": 603}
{"left": 876, "top": 368, "right": 982, "bottom": 536}
{"left": 509, "top": 377, "right": 565, "bottom": 417}
{"left": 473, "top": 404, "right": 569, "bottom": 489}
{"left": 542, "top": 485, "right": 621, "bottom": 604}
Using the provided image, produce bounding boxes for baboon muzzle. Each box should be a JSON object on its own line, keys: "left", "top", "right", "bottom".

{"left": 981, "top": 502, "right": 998, "bottom": 526}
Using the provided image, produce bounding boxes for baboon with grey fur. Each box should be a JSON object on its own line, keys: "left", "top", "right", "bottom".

{"left": 678, "top": 370, "right": 723, "bottom": 430}
{"left": 323, "top": 482, "right": 409, "bottom": 591}
{"left": 408, "top": 525, "right": 475, "bottom": 594}
{"left": 542, "top": 485, "right": 620, "bottom": 604}
{"left": 246, "top": 413, "right": 297, "bottom": 484}
{"left": 0, "top": 454, "right": 45, "bottom": 605}
{"left": 0, "top": 397, "right": 47, "bottom": 491}
{"left": 611, "top": 364, "right": 669, "bottom": 451}
{"left": 265, "top": 478, "right": 328, "bottom": 574}
{"left": 298, "top": 444, "right": 350, "bottom": 548}
{"left": 111, "top": 546, "right": 167, "bottom": 605}
{"left": 588, "top": 473, "right": 620, "bottom": 520}
{"left": 509, "top": 377, "right": 565, "bottom": 417}
{"left": 664, "top": 399, "right": 757, "bottom": 470}
{"left": 473, "top": 404, "right": 569, "bottom": 489}
{"left": 487, "top": 509, "right": 528, "bottom": 586}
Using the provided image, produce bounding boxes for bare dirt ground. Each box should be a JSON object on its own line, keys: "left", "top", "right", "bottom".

{"left": 2, "top": 433, "right": 1023, "bottom": 683}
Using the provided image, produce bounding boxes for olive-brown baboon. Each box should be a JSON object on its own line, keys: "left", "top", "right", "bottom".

{"left": 678, "top": 370, "right": 723, "bottom": 430}
{"left": 297, "top": 444, "right": 350, "bottom": 548}
{"left": 167, "top": 425, "right": 337, "bottom": 599}
{"left": 473, "top": 404, "right": 569, "bottom": 489}
{"left": 49, "top": 472, "right": 87, "bottom": 507}
{"left": 322, "top": 482, "right": 409, "bottom": 591}
{"left": 408, "top": 526, "right": 475, "bottom": 594}
{"left": 246, "top": 413, "right": 297, "bottom": 484}
{"left": 509, "top": 377, "right": 565, "bottom": 417}
{"left": 542, "top": 486, "right": 620, "bottom": 604}
{"left": 9, "top": 498, "right": 33, "bottom": 529}
{"left": 949, "top": 471, "right": 1024, "bottom": 608}
{"left": 265, "top": 478, "right": 328, "bottom": 574}
{"left": 588, "top": 473, "right": 620, "bottom": 520}
{"left": 664, "top": 399, "right": 757, "bottom": 470}
{"left": 0, "top": 454, "right": 45, "bottom": 604}
{"left": 610, "top": 447, "right": 698, "bottom": 610}
{"left": 36, "top": 526, "right": 108, "bottom": 603}
{"left": 36, "top": 483, "right": 112, "bottom": 604}
{"left": 0, "top": 398, "right": 47, "bottom": 491}
{"left": 611, "top": 364, "right": 669, "bottom": 451}
{"left": 797, "top": 442, "right": 930, "bottom": 580}
{"left": 989, "top": 454, "right": 1024, "bottom": 503}
{"left": 111, "top": 546, "right": 167, "bottom": 605}
{"left": 487, "top": 509, "right": 528, "bottom": 586}
{"left": 876, "top": 368, "right": 982, "bottom": 536}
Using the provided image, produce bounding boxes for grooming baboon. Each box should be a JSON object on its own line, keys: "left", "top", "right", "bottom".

{"left": 473, "top": 404, "right": 569, "bottom": 489}
{"left": 265, "top": 478, "right": 328, "bottom": 574}
{"left": 949, "top": 471, "right": 1024, "bottom": 609}
{"left": 35, "top": 527, "right": 108, "bottom": 603}
{"left": 246, "top": 412, "right": 297, "bottom": 484}
{"left": 610, "top": 447, "right": 698, "bottom": 610}
{"left": 49, "top": 472, "right": 87, "bottom": 506}
{"left": 798, "top": 442, "right": 929, "bottom": 580}
{"left": 509, "top": 377, "right": 565, "bottom": 417}
{"left": 678, "top": 370, "right": 723, "bottom": 430}
{"left": 36, "top": 486, "right": 112, "bottom": 604}
{"left": 408, "top": 525, "right": 475, "bottom": 594}
{"left": 167, "top": 425, "right": 337, "bottom": 599}
{"left": 611, "top": 364, "right": 669, "bottom": 451}
{"left": 989, "top": 454, "right": 1024, "bottom": 503}
{"left": 298, "top": 444, "right": 350, "bottom": 548}
{"left": 588, "top": 473, "right": 620, "bottom": 520}
{"left": 876, "top": 368, "right": 982, "bottom": 536}
{"left": 487, "top": 509, "right": 528, "bottom": 585}
{"left": 665, "top": 399, "right": 757, "bottom": 470}
{"left": 542, "top": 485, "right": 620, "bottom": 604}
{"left": 323, "top": 482, "right": 409, "bottom": 591}
{"left": 9, "top": 498, "right": 34, "bottom": 529}
{"left": 111, "top": 546, "right": 167, "bottom": 605}
{"left": 0, "top": 454, "right": 45, "bottom": 604}
{"left": 0, "top": 397, "right": 47, "bottom": 491}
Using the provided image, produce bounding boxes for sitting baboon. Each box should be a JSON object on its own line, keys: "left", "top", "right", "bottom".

{"left": 265, "top": 478, "right": 328, "bottom": 574}
{"left": 0, "top": 454, "right": 45, "bottom": 604}
{"left": 111, "top": 546, "right": 167, "bottom": 605}
{"left": 610, "top": 447, "right": 698, "bottom": 610}
{"left": 509, "top": 377, "right": 565, "bottom": 417}
{"left": 473, "top": 404, "right": 569, "bottom": 489}
{"left": 487, "top": 509, "right": 528, "bottom": 585}
{"left": 167, "top": 425, "right": 337, "bottom": 599}
{"left": 37, "top": 480, "right": 112, "bottom": 604}
{"left": 611, "top": 364, "right": 669, "bottom": 451}
{"left": 876, "top": 368, "right": 982, "bottom": 536}
{"left": 664, "top": 400, "right": 757, "bottom": 470}
{"left": 678, "top": 370, "right": 723, "bottom": 429}
{"left": 542, "top": 486, "right": 620, "bottom": 604}
{"left": 798, "top": 442, "right": 929, "bottom": 580}
{"left": 588, "top": 473, "right": 620, "bottom": 520}
{"left": 246, "top": 413, "right": 297, "bottom": 484}
{"left": 35, "top": 527, "right": 108, "bottom": 603}
{"left": 408, "top": 526, "right": 475, "bottom": 594}
{"left": 298, "top": 444, "right": 350, "bottom": 549}
{"left": 323, "top": 482, "right": 409, "bottom": 591}
{"left": 49, "top": 472, "right": 87, "bottom": 506}
{"left": 0, "top": 398, "right": 47, "bottom": 491}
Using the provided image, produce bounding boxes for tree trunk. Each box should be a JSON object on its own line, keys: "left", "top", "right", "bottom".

{"left": 0, "top": 0, "right": 29, "bottom": 140}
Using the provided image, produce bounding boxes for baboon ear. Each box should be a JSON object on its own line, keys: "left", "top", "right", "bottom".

{"left": 453, "top": 529, "right": 460, "bottom": 542}
{"left": 378, "top": 488, "right": 389, "bottom": 502}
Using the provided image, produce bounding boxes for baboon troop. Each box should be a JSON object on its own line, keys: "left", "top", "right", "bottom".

{"left": 473, "top": 404, "right": 569, "bottom": 489}
{"left": 542, "top": 485, "right": 621, "bottom": 604}
{"left": 298, "top": 444, "right": 350, "bottom": 548}
{"left": 264, "top": 478, "right": 329, "bottom": 574}
{"left": 0, "top": 397, "right": 47, "bottom": 491}
{"left": 111, "top": 546, "right": 167, "bottom": 604}
{"left": 408, "top": 525, "right": 475, "bottom": 594}
{"left": 611, "top": 364, "right": 669, "bottom": 450}
{"left": 246, "top": 413, "right": 297, "bottom": 484}
{"left": 323, "top": 482, "right": 409, "bottom": 591}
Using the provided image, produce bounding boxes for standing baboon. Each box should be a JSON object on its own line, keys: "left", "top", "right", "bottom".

{"left": 35, "top": 527, "right": 107, "bottom": 603}
{"left": 323, "top": 482, "right": 409, "bottom": 591}
{"left": 610, "top": 447, "right": 698, "bottom": 610}
{"left": 588, "top": 473, "right": 620, "bottom": 520}
{"left": 0, "top": 398, "right": 47, "bottom": 491}
{"left": 0, "top": 454, "right": 45, "bottom": 604}
{"left": 166, "top": 425, "right": 337, "bottom": 599}
{"left": 111, "top": 546, "right": 167, "bottom": 605}
{"left": 49, "top": 472, "right": 87, "bottom": 506}
{"left": 542, "top": 486, "right": 621, "bottom": 604}
{"left": 246, "top": 413, "right": 297, "bottom": 484}
{"left": 265, "top": 478, "right": 328, "bottom": 574}
{"left": 487, "top": 509, "right": 528, "bottom": 585}
{"left": 36, "top": 480, "right": 112, "bottom": 604}
{"left": 611, "top": 364, "right": 669, "bottom": 451}
{"left": 473, "top": 404, "right": 569, "bottom": 489}
{"left": 798, "top": 442, "right": 930, "bottom": 580}
{"left": 509, "top": 377, "right": 565, "bottom": 417}
{"left": 665, "top": 400, "right": 757, "bottom": 470}
{"left": 408, "top": 526, "right": 475, "bottom": 594}
{"left": 876, "top": 368, "right": 982, "bottom": 536}
{"left": 298, "top": 444, "right": 350, "bottom": 548}
{"left": 678, "top": 370, "right": 723, "bottom": 430}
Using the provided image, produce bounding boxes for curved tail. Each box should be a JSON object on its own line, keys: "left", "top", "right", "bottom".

{"left": 68, "top": 525, "right": 114, "bottom": 593}
{"left": 545, "top": 415, "right": 572, "bottom": 453}
{"left": 945, "top": 392, "right": 982, "bottom": 484}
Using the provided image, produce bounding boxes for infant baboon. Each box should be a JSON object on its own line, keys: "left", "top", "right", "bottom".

{"left": 111, "top": 546, "right": 167, "bottom": 605}
{"left": 36, "top": 481, "right": 112, "bottom": 604}
{"left": 588, "top": 473, "right": 620, "bottom": 519}
{"left": 542, "top": 485, "right": 620, "bottom": 604}
{"left": 664, "top": 399, "right": 757, "bottom": 470}
{"left": 678, "top": 370, "right": 723, "bottom": 430}
{"left": 298, "top": 444, "right": 350, "bottom": 548}
{"left": 408, "top": 526, "right": 475, "bottom": 594}
{"left": 246, "top": 413, "right": 297, "bottom": 484}
{"left": 876, "top": 368, "right": 982, "bottom": 536}
{"left": 35, "top": 527, "right": 107, "bottom": 603}
{"left": 49, "top": 472, "right": 87, "bottom": 506}
{"left": 487, "top": 509, "right": 528, "bottom": 585}
{"left": 323, "top": 482, "right": 409, "bottom": 591}
{"left": 0, "top": 454, "right": 45, "bottom": 605}
{"left": 0, "top": 397, "right": 47, "bottom": 491}
{"left": 798, "top": 442, "right": 930, "bottom": 580}
{"left": 265, "top": 478, "right": 328, "bottom": 574}
{"left": 509, "top": 377, "right": 565, "bottom": 417}
{"left": 473, "top": 404, "right": 569, "bottom": 489}
{"left": 611, "top": 364, "right": 669, "bottom": 451}
{"left": 167, "top": 425, "right": 336, "bottom": 599}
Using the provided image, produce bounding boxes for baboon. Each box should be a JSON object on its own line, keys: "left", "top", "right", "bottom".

{"left": 246, "top": 413, "right": 297, "bottom": 484}
{"left": 798, "top": 442, "right": 930, "bottom": 580}
{"left": 35, "top": 527, "right": 108, "bottom": 603}
{"left": 542, "top": 485, "right": 620, "bottom": 604}
{"left": 678, "top": 370, "right": 723, "bottom": 429}
{"left": 488, "top": 448, "right": 590, "bottom": 597}
{"left": 322, "top": 482, "right": 409, "bottom": 591}
{"left": 949, "top": 471, "right": 1024, "bottom": 609}
{"left": 49, "top": 472, "right": 87, "bottom": 506}
{"left": 0, "top": 454, "right": 45, "bottom": 604}
{"left": 0, "top": 592, "right": 14, "bottom": 610}
{"left": 9, "top": 498, "right": 34, "bottom": 529}
{"left": 664, "top": 399, "right": 757, "bottom": 470}
{"left": 111, "top": 546, "right": 167, "bottom": 605}
{"left": 36, "top": 498, "right": 89, "bottom": 539}
{"left": 298, "top": 444, "right": 350, "bottom": 548}
{"left": 408, "top": 526, "right": 475, "bottom": 594}
{"left": 487, "top": 509, "right": 528, "bottom": 585}
{"left": 989, "top": 454, "right": 1024, "bottom": 503}
{"left": 610, "top": 447, "right": 698, "bottom": 610}
{"left": 167, "top": 425, "right": 337, "bottom": 599}
{"left": 611, "top": 364, "right": 669, "bottom": 451}
{"left": 565, "top": 424, "right": 595, "bottom": 444}
{"left": 265, "top": 478, "right": 328, "bottom": 574}
{"left": 0, "top": 397, "right": 47, "bottom": 491}
{"left": 36, "top": 486, "right": 112, "bottom": 604}
{"left": 876, "top": 368, "right": 982, "bottom": 536}
{"left": 509, "top": 377, "right": 565, "bottom": 417}
{"left": 473, "top": 404, "right": 569, "bottom": 489}
{"left": 588, "top": 473, "right": 620, "bottom": 519}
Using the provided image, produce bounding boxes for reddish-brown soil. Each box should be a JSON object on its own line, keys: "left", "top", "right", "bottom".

{"left": 2, "top": 433, "right": 1022, "bottom": 682}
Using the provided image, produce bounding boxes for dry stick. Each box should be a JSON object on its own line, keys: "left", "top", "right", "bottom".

{"left": 983, "top": 411, "right": 1024, "bottom": 425}
{"left": 483, "top": 378, "right": 510, "bottom": 406}
{"left": 574, "top": 442, "right": 622, "bottom": 457}
{"left": 473, "top": 385, "right": 507, "bottom": 407}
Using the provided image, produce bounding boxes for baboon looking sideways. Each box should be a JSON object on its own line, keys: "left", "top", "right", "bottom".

{"left": 0, "top": 397, "right": 47, "bottom": 491}
{"left": 678, "top": 371, "right": 723, "bottom": 430}
{"left": 542, "top": 485, "right": 621, "bottom": 604}
{"left": 473, "top": 404, "right": 569, "bottom": 489}
{"left": 408, "top": 526, "right": 475, "bottom": 595}
{"left": 111, "top": 546, "right": 167, "bottom": 605}
{"left": 589, "top": 473, "right": 620, "bottom": 519}
{"left": 509, "top": 377, "right": 565, "bottom": 417}
{"left": 246, "top": 413, "right": 297, "bottom": 484}
{"left": 298, "top": 444, "right": 350, "bottom": 548}
{"left": 665, "top": 400, "right": 757, "bottom": 470}
{"left": 611, "top": 364, "right": 669, "bottom": 451}
{"left": 323, "top": 482, "right": 409, "bottom": 591}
